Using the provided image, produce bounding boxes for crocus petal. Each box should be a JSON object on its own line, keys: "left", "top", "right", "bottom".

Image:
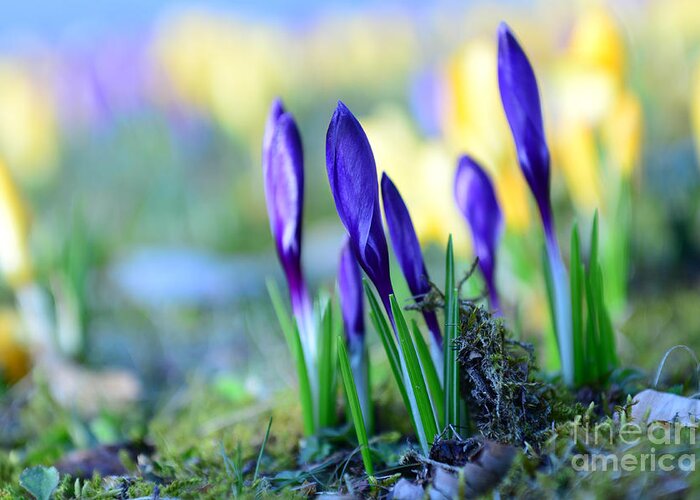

{"left": 497, "top": 22, "right": 553, "bottom": 233}
{"left": 338, "top": 239, "right": 364, "bottom": 345}
{"left": 263, "top": 98, "right": 285, "bottom": 164}
{"left": 326, "top": 101, "right": 393, "bottom": 308}
{"left": 454, "top": 155, "right": 503, "bottom": 310}
{"left": 262, "top": 99, "right": 313, "bottom": 345}
{"left": 381, "top": 173, "right": 442, "bottom": 347}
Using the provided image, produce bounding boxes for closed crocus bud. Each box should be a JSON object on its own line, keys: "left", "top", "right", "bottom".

{"left": 454, "top": 156, "right": 503, "bottom": 311}
{"left": 497, "top": 23, "right": 573, "bottom": 385}
{"left": 263, "top": 99, "right": 314, "bottom": 354}
{"left": 326, "top": 101, "right": 394, "bottom": 317}
{"left": 381, "top": 173, "right": 442, "bottom": 348}
{"left": 497, "top": 22, "right": 554, "bottom": 237}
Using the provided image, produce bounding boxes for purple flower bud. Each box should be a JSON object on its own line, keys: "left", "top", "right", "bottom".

{"left": 263, "top": 98, "right": 313, "bottom": 341}
{"left": 497, "top": 22, "right": 554, "bottom": 236}
{"left": 338, "top": 239, "right": 364, "bottom": 347}
{"left": 454, "top": 155, "right": 503, "bottom": 311}
{"left": 381, "top": 173, "right": 442, "bottom": 347}
{"left": 497, "top": 25, "right": 574, "bottom": 384}
{"left": 326, "top": 101, "right": 394, "bottom": 316}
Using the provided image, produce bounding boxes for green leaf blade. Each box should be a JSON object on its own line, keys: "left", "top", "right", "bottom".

{"left": 338, "top": 337, "right": 374, "bottom": 477}
{"left": 444, "top": 236, "right": 460, "bottom": 428}
{"left": 391, "top": 295, "right": 438, "bottom": 452}
{"left": 411, "top": 319, "right": 445, "bottom": 428}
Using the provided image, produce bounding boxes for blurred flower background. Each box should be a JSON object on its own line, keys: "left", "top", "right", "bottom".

{"left": 1, "top": 0, "right": 700, "bottom": 408}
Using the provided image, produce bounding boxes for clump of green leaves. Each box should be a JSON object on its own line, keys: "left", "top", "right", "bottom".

{"left": 569, "top": 213, "right": 619, "bottom": 387}
{"left": 267, "top": 282, "right": 339, "bottom": 435}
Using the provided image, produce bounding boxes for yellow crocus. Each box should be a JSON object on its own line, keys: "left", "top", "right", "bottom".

{"left": 568, "top": 6, "right": 625, "bottom": 86}
{"left": 603, "top": 91, "right": 642, "bottom": 178}
{"left": 362, "top": 106, "right": 465, "bottom": 249}
{"left": 553, "top": 6, "right": 642, "bottom": 207}
{"left": 152, "top": 10, "right": 284, "bottom": 143}
{"left": 443, "top": 39, "right": 531, "bottom": 232}
{"left": 554, "top": 122, "right": 603, "bottom": 211}
{"left": 0, "top": 60, "right": 58, "bottom": 182}
{"left": 692, "top": 62, "right": 700, "bottom": 169}
{"left": 0, "top": 308, "right": 31, "bottom": 384}
{"left": 0, "top": 158, "right": 33, "bottom": 287}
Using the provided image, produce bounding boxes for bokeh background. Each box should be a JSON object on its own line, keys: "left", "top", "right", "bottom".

{"left": 1, "top": 0, "right": 700, "bottom": 413}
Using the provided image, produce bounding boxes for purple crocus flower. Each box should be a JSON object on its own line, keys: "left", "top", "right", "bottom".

{"left": 497, "top": 22, "right": 573, "bottom": 384}
{"left": 454, "top": 155, "right": 503, "bottom": 311}
{"left": 326, "top": 101, "right": 394, "bottom": 318}
{"left": 263, "top": 98, "right": 315, "bottom": 356}
{"left": 381, "top": 173, "right": 442, "bottom": 349}
{"left": 497, "top": 22, "right": 553, "bottom": 235}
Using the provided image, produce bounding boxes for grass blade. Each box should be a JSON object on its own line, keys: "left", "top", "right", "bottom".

{"left": 541, "top": 247, "right": 562, "bottom": 373}
{"left": 292, "top": 321, "right": 315, "bottom": 435}
{"left": 391, "top": 295, "right": 438, "bottom": 452}
{"left": 584, "top": 271, "right": 601, "bottom": 385}
{"left": 253, "top": 417, "right": 273, "bottom": 483}
{"left": 318, "top": 300, "right": 336, "bottom": 428}
{"left": 587, "top": 211, "right": 617, "bottom": 378}
{"left": 570, "top": 224, "right": 584, "bottom": 386}
{"left": 364, "top": 280, "right": 411, "bottom": 415}
{"left": 267, "top": 280, "right": 296, "bottom": 351}
{"left": 338, "top": 337, "right": 374, "bottom": 477}
{"left": 411, "top": 319, "right": 445, "bottom": 428}
{"left": 444, "top": 236, "right": 460, "bottom": 428}
{"left": 267, "top": 280, "right": 315, "bottom": 434}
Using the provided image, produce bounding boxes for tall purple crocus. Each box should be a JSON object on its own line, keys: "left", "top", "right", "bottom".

{"left": 454, "top": 155, "right": 503, "bottom": 312}
{"left": 497, "top": 23, "right": 553, "bottom": 235}
{"left": 326, "top": 101, "right": 394, "bottom": 319}
{"left": 337, "top": 240, "right": 371, "bottom": 427}
{"left": 381, "top": 173, "right": 443, "bottom": 357}
{"left": 263, "top": 98, "right": 315, "bottom": 359}
{"left": 497, "top": 22, "right": 573, "bottom": 384}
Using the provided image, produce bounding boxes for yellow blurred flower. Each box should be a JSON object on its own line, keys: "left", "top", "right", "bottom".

{"left": 0, "top": 308, "right": 31, "bottom": 384}
{"left": 692, "top": 62, "right": 700, "bottom": 168}
{"left": 0, "top": 60, "right": 58, "bottom": 182}
{"left": 555, "top": 122, "right": 603, "bottom": 211}
{"left": 152, "top": 10, "right": 285, "bottom": 143}
{"left": 603, "top": 91, "right": 642, "bottom": 178}
{"left": 302, "top": 14, "right": 417, "bottom": 92}
{"left": 568, "top": 6, "right": 625, "bottom": 85}
{"left": 552, "top": 6, "right": 643, "bottom": 211}
{"left": 362, "top": 105, "right": 465, "bottom": 249}
{"left": 443, "top": 39, "right": 531, "bottom": 232}
{"left": 0, "top": 158, "right": 33, "bottom": 287}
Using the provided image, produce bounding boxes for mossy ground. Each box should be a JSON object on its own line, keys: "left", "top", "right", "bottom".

{"left": 2, "top": 288, "right": 700, "bottom": 497}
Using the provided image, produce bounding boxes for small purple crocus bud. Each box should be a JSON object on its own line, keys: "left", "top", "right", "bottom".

{"left": 338, "top": 239, "right": 364, "bottom": 347}
{"left": 381, "top": 173, "right": 442, "bottom": 348}
{"left": 454, "top": 155, "right": 503, "bottom": 311}
{"left": 263, "top": 98, "right": 314, "bottom": 351}
{"left": 326, "top": 101, "right": 394, "bottom": 318}
{"left": 497, "top": 22, "right": 554, "bottom": 238}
